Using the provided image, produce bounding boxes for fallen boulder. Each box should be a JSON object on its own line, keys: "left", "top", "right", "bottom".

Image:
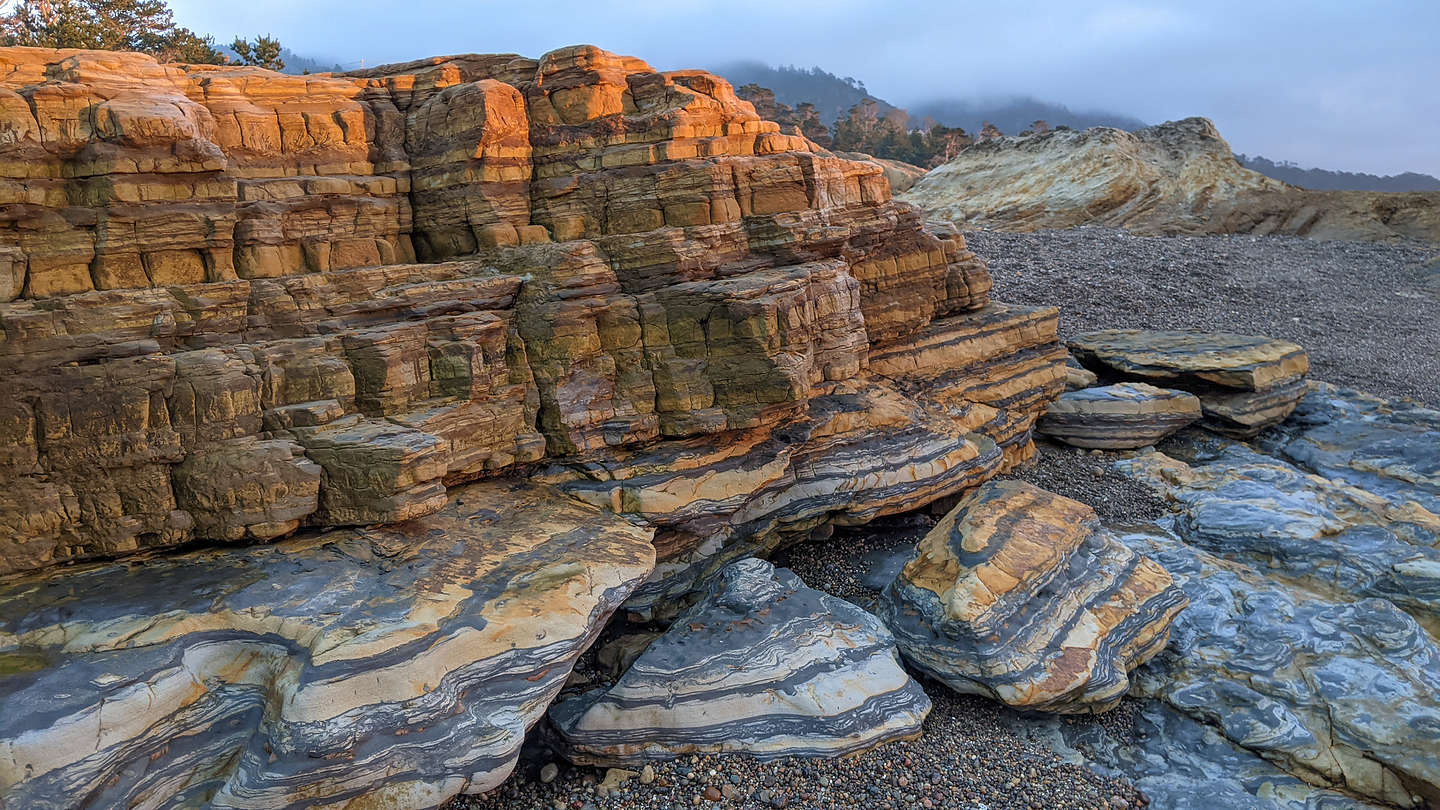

{"left": 549, "top": 558, "right": 930, "bottom": 764}
{"left": 877, "top": 480, "right": 1187, "bottom": 713}
{"left": 1037, "top": 382, "right": 1201, "bottom": 448}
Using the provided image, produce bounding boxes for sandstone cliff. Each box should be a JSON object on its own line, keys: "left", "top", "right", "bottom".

{"left": 0, "top": 42, "right": 1070, "bottom": 808}
{"left": 900, "top": 117, "right": 1440, "bottom": 242}
{"left": 0, "top": 44, "right": 1065, "bottom": 588}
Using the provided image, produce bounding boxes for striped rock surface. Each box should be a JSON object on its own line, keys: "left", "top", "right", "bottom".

{"left": 1123, "top": 525, "right": 1440, "bottom": 808}
{"left": 1068, "top": 329, "right": 1309, "bottom": 437}
{"left": 1118, "top": 441, "right": 1440, "bottom": 635}
{"left": 0, "top": 480, "right": 655, "bottom": 810}
{"left": 549, "top": 558, "right": 930, "bottom": 764}
{"left": 877, "top": 480, "right": 1187, "bottom": 713}
{"left": 1259, "top": 382, "right": 1440, "bottom": 516}
{"left": 1037, "top": 382, "right": 1201, "bottom": 448}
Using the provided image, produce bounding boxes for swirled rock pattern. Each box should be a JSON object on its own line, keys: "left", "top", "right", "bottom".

{"left": 1120, "top": 526, "right": 1440, "bottom": 808}
{"left": 1018, "top": 699, "right": 1384, "bottom": 810}
{"left": 0, "top": 42, "right": 1069, "bottom": 808}
{"left": 0, "top": 480, "right": 656, "bottom": 810}
{"left": 1118, "top": 444, "right": 1440, "bottom": 631}
{"left": 549, "top": 558, "right": 930, "bottom": 764}
{"left": 1259, "top": 382, "right": 1440, "bottom": 516}
{"left": 877, "top": 480, "right": 1187, "bottom": 713}
{"left": 1037, "top": 382, "right": 1201, "bottom": 448}
{"left": 0, "top": 44, "right": 1063, "bottom": 584}
{"left": 1068, "top": 329, "right": 1309, "bottom": 437}
{"left": 899, "top": 117, "right": 1440, "bottom": 243}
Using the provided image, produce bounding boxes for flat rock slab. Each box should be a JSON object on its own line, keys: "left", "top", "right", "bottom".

{"left": 1067, "top": 329, "right": 1309, "bottom": 436}
{"left": 0, "top": 480, "right": 655, "bottom": 810}
{"left": 877, "top": 480, "right": 1187, "bottom": 713}
{"left": 549, "top": 558, "right": 930, "bottom": 764}
{"left": 1038, "top": 382, "right": 1201, "bottom": 448}
{"left": 1068, "top": 329, "right": 1308, "bottom": 392}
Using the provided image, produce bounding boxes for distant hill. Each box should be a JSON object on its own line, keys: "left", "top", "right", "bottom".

{"left": 907, "top": 97, "right": 1147, "bottom": 137}
{"left": 277, "top": 49, "right": 345, "bottom": 75}
{"left": 1236, "top": 154, "right": 1440, "bottom": 193}
{"left": 710, "top": 62, "right": 900, "bottom": 126}
{"left": 900, "top": 117, "right": 1440, "bottom": 244}
{"left": 711, "top": 61, "right": 1143, "bottom": 137}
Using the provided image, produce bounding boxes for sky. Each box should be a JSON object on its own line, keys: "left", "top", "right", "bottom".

{"left": 169, "top": 0, "right": 1440, "bottom": 177}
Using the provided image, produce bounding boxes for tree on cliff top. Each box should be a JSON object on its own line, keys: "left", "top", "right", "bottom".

{"left": 1, "top": 0, "right": 285, "bottom": 68}
{"left": 230, "top": 35, "right": 285, "bottom": 70}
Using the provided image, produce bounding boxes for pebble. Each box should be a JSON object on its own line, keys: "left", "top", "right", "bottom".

{"left": 538, "top": 763, "right": 558, "bottom": 784}
{"left": 971, "top": 228, "right": 1440, "bottom": 407}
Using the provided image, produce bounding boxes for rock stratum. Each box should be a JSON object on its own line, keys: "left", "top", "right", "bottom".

{"left": 0, "top": 44, "right": 1066, "bottom": 807}
{"left": 550, "top": 558, "right": 931, "bottom": 764}
{"left": 878, "top": 480, "right": 1188, "bottom": 713}
{"left": 900, "top": 117, "right": 1440, "bottom": 243}
{"left": 0, "top": 479, "right": 657, "bottom": 809}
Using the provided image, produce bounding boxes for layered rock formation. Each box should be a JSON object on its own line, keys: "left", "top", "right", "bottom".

{"left": 900, "top": 117, "right": 1440, "bottom": 243}
{"left": 0, "top": 480, "right": 656, "bottom": 809}
{"left": 0, "top": 44, "right": 1064, "bottom": 587}
{"left": 1037, "top": 382, "right": 1201, "bottom": 448}
{"left": 550, "top": 558, "right": 930, "bottom": 764}
{"left": 878, "top": 480, "right": 1187, "bottom": 713}
{"left": 1068, "top": 329, "right": 1309, "bottom": 437}
{"left": 0, "top": 43, "right": 1069, "bottom": 808}
{"left": 834, "top": 152, "right": 928, "bottom": 193}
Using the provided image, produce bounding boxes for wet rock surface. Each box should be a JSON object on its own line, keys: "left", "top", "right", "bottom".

{"left": 1120, "top": 525, "right": 1440, "bottom": 808}
{"left": 550, "top": 558, "right": 930, "bottom": 764}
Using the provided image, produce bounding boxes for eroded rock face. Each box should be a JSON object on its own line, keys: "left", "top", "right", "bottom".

{"left": 1068, "top": 329, "right": 1309, "bottom": 437}
{"left": 877, "top": 480, "right": 1187, "bottom": 713}
{"left": 899, "top": 117, "right": 1440, "bottom": 243}
{"left": 549, "top": 558, "right": 930, "bottom": 764}
{"left": 0, "top": 45, "right": 1064, "bottom": 588}
{"left": 0, "top": 480, "right": 656, "bottom": 810}
{"left": 1037, "top": 382, "right": 1201, "bottom": 448}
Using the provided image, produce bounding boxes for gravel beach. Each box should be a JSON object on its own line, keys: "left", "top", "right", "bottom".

{"left": 451, "top": 230, "right": 1434, "bottom": 810}
{"left": 968, "top": 228, "right": 1439, "bottom": 405}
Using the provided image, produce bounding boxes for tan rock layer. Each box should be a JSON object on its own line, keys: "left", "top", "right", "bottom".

{"left": 0, "top": 45, "right": 1063, "bottom": 592}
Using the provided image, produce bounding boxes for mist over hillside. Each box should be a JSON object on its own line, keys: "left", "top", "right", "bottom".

{"left": 711, "top": 61, "right": 1144, "bottom": 135}
{"left": 907, "top": 98, "right": 1146, "bottom": 137}
{"left": 711, "top": 62, "right": 900, "bottom": 126}
{"left": 1237, "top": 154, "right": 1440, "bottom": 192}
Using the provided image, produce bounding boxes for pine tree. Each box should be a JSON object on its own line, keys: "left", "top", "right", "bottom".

{"left": 0, "top": 0, "right": 281, "bottom": 68}
{"left": 230, "top": 35, "right": 284, "bottom": 70}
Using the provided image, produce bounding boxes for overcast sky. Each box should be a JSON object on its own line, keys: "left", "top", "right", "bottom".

{"left": 170, "top": 0, "right": 1439, "bottom": 177}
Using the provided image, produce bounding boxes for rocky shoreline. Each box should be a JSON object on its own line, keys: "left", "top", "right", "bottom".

{"left": 1, "top": 42, "right": 1436, "bottom": 810}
